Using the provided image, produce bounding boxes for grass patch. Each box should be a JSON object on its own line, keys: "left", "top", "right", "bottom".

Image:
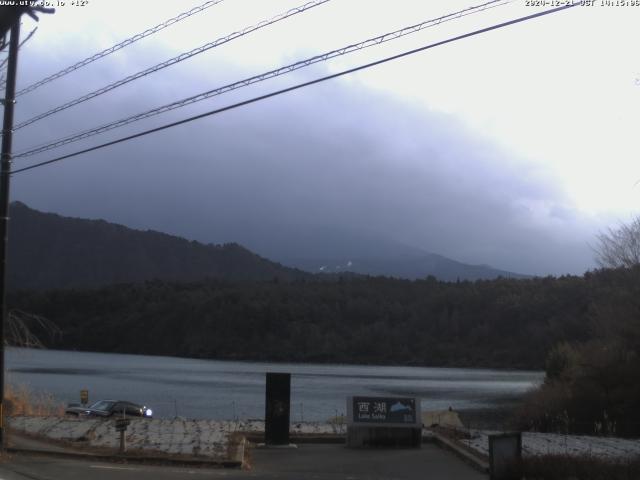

{"left": 326, "top": 414, "right": 346, "bottom": 434}
{"left": 4, "top": 384, "right": 64, "bottom": 417}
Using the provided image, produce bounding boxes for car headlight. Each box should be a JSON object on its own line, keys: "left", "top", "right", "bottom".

{"left": 145, "top": 408, "right": 152, "bottom": 417}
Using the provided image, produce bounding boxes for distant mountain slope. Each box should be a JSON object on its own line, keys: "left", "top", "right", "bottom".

{"left": 8, "top": 202, "right": 306, "bottom": 290}
{"left": 250, "top": 225, "right": 528, "bottom": 280}
{"left": 287, "top": 254, "right": 527, "bottom": 281}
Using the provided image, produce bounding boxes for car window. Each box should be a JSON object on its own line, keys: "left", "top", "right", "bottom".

{"left": 90, "top": 400, "right": 115, "bottom": 411}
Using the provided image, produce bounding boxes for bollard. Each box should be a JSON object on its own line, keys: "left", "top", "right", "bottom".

{"left": 489, "top": 432, "right": 522, "bottom": 480}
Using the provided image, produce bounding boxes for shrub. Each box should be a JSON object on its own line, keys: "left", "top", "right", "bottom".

{"left": 4, "top": 384, "right": 64, "bottom": 417}
{"left": 523, "top": 454, "right": 640, "bottom": 480}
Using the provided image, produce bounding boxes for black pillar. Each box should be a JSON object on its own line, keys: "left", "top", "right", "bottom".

{"left": 265, "top": 372, "right": 290, "bottom": 445}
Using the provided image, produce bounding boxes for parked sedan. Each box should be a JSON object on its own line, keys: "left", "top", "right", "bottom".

{"left": 65, "top": 400, "right": 153, "bottom": 418}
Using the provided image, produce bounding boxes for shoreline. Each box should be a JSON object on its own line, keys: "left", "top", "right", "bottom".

{"left": 7, "top": 346, "right": 546, "bottom": 372}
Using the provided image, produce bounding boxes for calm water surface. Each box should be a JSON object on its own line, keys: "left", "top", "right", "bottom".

{"left": 6, "top": 347, "right": 543, "bottom": 421}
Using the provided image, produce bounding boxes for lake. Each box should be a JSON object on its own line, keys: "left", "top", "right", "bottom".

{"left": 6, "top": 347, "right": 543, "bottom": 421}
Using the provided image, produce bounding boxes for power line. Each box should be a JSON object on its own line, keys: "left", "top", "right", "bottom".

{"left": 0, "top": 26, "right": 37, "bottom": 91}
{"left": 15, "top": 0, "right": 512, "bottom": 159}
{"left": 1, "top": 27, "right": 37, "bottom": 70}
{"left": 12, "top": 0, "right": 330, "bottom": 132}
{"left": 11, "top": 3, "right": 578, "bottom": 176}
{"left": 15, "top": 0, "right": 226, "bottom": 97}
{"left": 18, "top": 26, "right": 38, "bottom": 49}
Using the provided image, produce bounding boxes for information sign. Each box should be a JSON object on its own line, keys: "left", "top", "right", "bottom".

{"left": 115, "top": 418, "right": 131, "bottom": 432}
{"left": 349, "top": 396, "right": 419, "bottom": 425}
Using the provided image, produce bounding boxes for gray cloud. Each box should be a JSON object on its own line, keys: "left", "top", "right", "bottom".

{"left": 11, "top": 53, "right": 597, "bottom": 276}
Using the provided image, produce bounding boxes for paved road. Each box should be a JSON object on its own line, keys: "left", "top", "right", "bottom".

{"left": 250, "top": 443, "right": 488, "bottom": 479}
{"left": 0, "top": 444, "right": 487, "bottom": 479}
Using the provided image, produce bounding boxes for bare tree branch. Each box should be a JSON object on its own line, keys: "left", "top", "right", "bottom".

{"left": 5, "top": 309, "right": 61, "bottom": 348}
{"left": 593, "top": 216, "right": 640, "bottom": 269}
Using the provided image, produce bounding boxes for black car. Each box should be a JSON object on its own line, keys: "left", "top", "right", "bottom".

{"left": 65, "top": 399, "right": 153, "bottom": 418}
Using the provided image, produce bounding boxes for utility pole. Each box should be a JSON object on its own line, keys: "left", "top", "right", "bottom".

{"left": 0, "top": 4, "right": 52, "bottom": 449}
{"left": 0, "top": 17, "right": 20, "bottom": 449}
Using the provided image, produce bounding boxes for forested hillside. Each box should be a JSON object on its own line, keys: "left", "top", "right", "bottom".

{"left": 8, "top": 202, "right": 306, "bottom": 289}
{"left": 10, "top": 268, "right": 625, "bottom": 369}
{"left": 11, "top": 264, "right": 640, "bottom": 436}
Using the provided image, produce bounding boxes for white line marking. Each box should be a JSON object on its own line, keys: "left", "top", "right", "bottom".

{"left": 90, "top": 465, "right": 140, "bottom": 471}
{"left": 90, "top": 465, "right": 225, "bottom": 475}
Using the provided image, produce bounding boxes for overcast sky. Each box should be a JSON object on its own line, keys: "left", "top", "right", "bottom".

{"left": 4, "top": 0, "right": 640, "bottom": 275}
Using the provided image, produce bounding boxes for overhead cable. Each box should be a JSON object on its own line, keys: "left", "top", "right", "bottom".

{"left": 1, "top": 27, "right": 36, "bottom": 71}
{"left": 15, "top": 0, "right": 511, "bottom": 158}
{"left": 11, "top": 3, "right": 579, "bottom": 175}
{"left": 15, "top": 0, "right": 226, "bottom": 97}
{"left": 0, "top": 26, "right": 37, "bottom": 91}
{"left": 12, "top": 0, "right": 330, "bottom": 131}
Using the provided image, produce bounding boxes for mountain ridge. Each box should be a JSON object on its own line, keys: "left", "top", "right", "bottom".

{"left": 8, "top": 201, "right": 306, "bottom": 290}
{"left": 236, "top": 224, "right": 528, "bottom": 280}
{"left": 285, "top": 254, "right": 527, "bottom": 281}
{"left": 7, "top": 202, "right": 527, "bottom": 289}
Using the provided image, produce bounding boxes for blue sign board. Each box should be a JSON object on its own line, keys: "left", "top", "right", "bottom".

{"left": 351, "top": 396, "right": 417, "bottom": 424}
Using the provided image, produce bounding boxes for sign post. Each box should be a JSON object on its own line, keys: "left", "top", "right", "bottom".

{"left": 115, "top": 417, "right": 130, "bottom": 453}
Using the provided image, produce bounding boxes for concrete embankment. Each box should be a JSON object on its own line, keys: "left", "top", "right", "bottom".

{"left": 7, "top": 416, "right": 348, "bottom": 465}
{"left": 8, "top": 416, "right": 244, "bottom": 465}
{"left": 10, "top": 414, "right": 639, "bottom": 473}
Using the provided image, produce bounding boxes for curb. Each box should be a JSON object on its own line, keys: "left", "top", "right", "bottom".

{"left": 6, "top": 445, "right": 243, "bottom": 468}
{"left": 431, "top": 432, "right": 489, "bottom": 473}
{"left": 245, "top": 432, "right": 436, "bottom": 446}
{"left": 244, "top": 434, "right": 346, "bottom": 444}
